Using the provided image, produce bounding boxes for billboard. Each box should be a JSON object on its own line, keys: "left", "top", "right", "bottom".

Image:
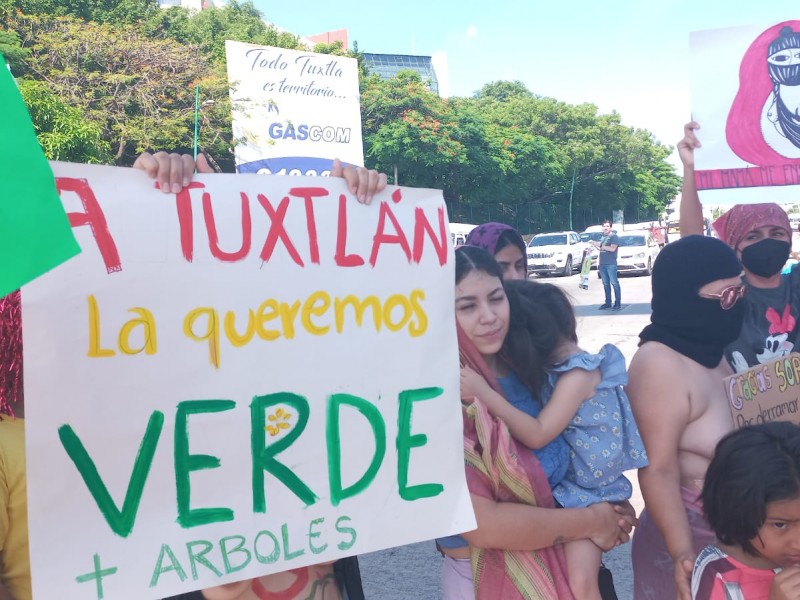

{"left": 226, "top": 41, "right": 364, "bottom": 175}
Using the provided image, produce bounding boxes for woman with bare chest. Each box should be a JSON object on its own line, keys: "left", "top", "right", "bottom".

{"left": 628, "top": 236, "right": 746, "bottom": 600}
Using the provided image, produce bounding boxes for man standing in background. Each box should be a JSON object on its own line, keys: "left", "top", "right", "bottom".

{"left": 593, "top": 219, "right": 621, "bottom": 310}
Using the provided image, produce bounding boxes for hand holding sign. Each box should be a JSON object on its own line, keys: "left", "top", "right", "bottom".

{"left": 132, "top": 151, "right": 214, "bottom": 194}
{"left": 330, "top": 158, "right": 387, "bottom": 205}
{"left": 677, "top": 121, "right": 701, "bottom": 170}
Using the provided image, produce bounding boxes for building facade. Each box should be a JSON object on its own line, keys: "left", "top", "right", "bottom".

{"left": 362, "top": 53, "right": 441, "bottom": 96}
{"left": 157, "top": 0, "right": 218, "bottom": 10}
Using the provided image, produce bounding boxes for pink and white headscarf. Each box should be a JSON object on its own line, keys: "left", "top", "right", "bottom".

{"left": 712, "top": 203, "right": 791, "bottom": 249}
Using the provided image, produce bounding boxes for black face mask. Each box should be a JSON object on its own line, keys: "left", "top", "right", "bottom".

{"left": 739, "top": 238, "right": 791, "bottom": 278}
{"left": 640, "top": 235, "right": 747, "bottom": 368}
{"left": 696, "top": 295, "right": 747, "bottom": 348}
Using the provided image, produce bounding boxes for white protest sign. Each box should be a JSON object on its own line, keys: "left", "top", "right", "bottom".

{"left": 226, "top": 40, "right": 364, "bottom": 174}
{"left": 23, "top": 162, "right": 473, "bottom": 600}
{"left": 691, "top": 20, "right": 800, "bottom": 203}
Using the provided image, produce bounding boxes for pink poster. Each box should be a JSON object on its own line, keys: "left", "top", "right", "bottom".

{"left": 692, "top": 20, "right": 800, "bottom": 202}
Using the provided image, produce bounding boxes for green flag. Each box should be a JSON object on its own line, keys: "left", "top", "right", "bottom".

{"left": 0, "top": 58, "right": 80, "bottom": 297}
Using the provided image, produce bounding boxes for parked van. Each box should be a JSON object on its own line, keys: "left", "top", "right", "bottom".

{"left": 450, "top": 223, "right": 478, "bottom": 247}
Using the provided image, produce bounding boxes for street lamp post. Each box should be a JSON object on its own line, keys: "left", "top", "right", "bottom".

{"left": 193, "top": 85, "right": 200, "bottom": 160}
{"left": 568, "top": 168, "right": 576, "bottom": 230}
{"left": 192, "top": 86, "right": 215, "bottom": 161}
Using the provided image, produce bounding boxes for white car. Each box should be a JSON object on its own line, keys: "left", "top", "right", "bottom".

{"left": 527, "top": 231, "right": 587, "bottom": 276}
{"left": 450, "top": 223, "right": 477, "bottom": 247}
{"left": 616, "top": 230, "right": 660, "bottom": 276}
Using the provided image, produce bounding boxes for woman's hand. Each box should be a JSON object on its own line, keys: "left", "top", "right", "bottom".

{"left": 677, "top": 121, "right": 701, "bottom": 169}
{"left": 133, "top": 151, "right": 213, "bottom": 194}
{"left": 460, "top": 365, "right": 492, "bottom": 401}
{"left": 613, "top": 501, "right": 638, "bottom": 545}
{"left": 770, "top": 566, "right": 800, "bottom": 600}
{"left": 133, "top": 151, "right": 387, "bottom": 203}
{"left": 673, "top": 552, "right": 695, "bottom": 600}
{"left": 587, "top": 503, "right": 635, "bottom": 551}
{"left": 331, "top": 158, "right": 387, "bottom": 205}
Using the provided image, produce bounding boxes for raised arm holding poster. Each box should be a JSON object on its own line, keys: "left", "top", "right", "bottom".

{"left": 22, "top": 162, "right": 473, "bottom": 600}
{"left": 225, "top": 41, "right": 364, "bottom": 175}
{"left": 690, "top": 19, "right": 800, "bottom": 203}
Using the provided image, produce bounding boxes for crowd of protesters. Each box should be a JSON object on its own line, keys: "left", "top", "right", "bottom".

{"left": 5, "top": 72, "right": 800, "bottom": 600}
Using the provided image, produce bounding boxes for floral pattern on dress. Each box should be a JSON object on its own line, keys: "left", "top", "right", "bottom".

{"left": 540, "top": 343, "right": 649, "bottom": 508}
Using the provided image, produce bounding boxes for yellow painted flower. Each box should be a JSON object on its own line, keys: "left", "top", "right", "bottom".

{"left": 265, "top": 407, "right": 293, "bottom": 437}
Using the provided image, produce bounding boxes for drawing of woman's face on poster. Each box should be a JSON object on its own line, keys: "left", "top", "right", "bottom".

{"left": 767, "top": 27, "right": 800, "bottom": 147}
{"left": 727, "top": 21, "right": 800, "bottom": 166}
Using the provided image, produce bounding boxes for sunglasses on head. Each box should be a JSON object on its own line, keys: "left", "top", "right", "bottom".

{"left": 700, "top": 284, "right": 747, "bottom": 310}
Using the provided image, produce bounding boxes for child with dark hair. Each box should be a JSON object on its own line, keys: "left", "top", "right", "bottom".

{"left": 462, "top": 278, "right": 647, "bottom": 599}
{"left": 692, "top": 422, "right": 800, "bottom": 599}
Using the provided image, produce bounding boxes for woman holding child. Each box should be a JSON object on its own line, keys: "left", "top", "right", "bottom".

{"left": 443, "top": 245, "right": 642, "bottom": 599}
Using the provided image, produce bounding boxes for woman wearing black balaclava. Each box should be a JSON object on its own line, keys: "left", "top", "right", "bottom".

{"left": 625, "top": 236, "right": 746, "bottom": 600}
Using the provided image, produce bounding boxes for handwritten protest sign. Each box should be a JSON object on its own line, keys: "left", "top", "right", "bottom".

{"left": 226, "top": 41, "right": 364, "bottom": 174}
{"left": 0, "top": 56, "right": 80, "bottom": 296}
{"left": 22, "top": 162, "right": 473, "bottom": 600}
{"left": 691, "top": 19, "right": 800, "bottom": 204}
{"left": 724, "top": 353, "right": 800, "bottom": 429}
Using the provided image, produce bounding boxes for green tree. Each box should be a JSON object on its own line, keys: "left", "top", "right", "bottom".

{"left": 18, "top": 78, "right": 110, "bottom": 163}
{"left": 174, "top": 1, "right": 303, "bottom": 65}
{"left": 11, "top": 11, "right": 231, "bottom": 166}
{"left": 472, "top": 87, "right": 680, "bottom": 229}
{"left": 3, "top": 0, "right": 679, "bottom": 219}
{"left": 361, "top": 70, "right": 469, "bottom": 193}
{"left": 474, "top": 80, "right": 532, "bottom": 101}
{"left": 0, "top": 30, "right": 27, "bottom": 72}
{"left": 1, "top": 0, "right": 158, "bottom": 23}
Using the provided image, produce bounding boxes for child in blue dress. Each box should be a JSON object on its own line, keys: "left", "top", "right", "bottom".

{"left": 461, "top": 280, "right": 648, "bottom": 600}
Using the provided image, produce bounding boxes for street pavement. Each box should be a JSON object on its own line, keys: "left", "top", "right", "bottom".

{"left": 360, "top": 269, "right": 654, "bottom": 600}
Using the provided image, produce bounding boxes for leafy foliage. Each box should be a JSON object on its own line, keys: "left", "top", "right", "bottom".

{"left": 18, "top": 78, "right": 110, "bottom": 163}
{"left": 0, "top": 29, "right": 27, "bottom": 71}
{"left": 363, "top": 77, "right": 679, "bottom": 229}
{"left": 157, "top": 1, "right": 304, "bottom": 65}
{"left": 3, "top": 2, "right": 680, "bottom": 231}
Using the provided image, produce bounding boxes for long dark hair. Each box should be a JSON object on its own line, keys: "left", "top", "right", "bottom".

{"left": 455, "top": 245, "right": 504, "bottom": 284}
{"left": 500, "top": 280, "right": 562, "bottom": 394}
{"left": 508, "top": 280, "right": 578, "bottom": 345}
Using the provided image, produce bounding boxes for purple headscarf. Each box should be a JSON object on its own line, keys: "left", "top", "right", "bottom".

{"left": 465, "top": 222, "right": 528, "bottom": 271}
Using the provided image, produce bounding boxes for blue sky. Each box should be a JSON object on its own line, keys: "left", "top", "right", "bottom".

{"left": 252, "top": 1, "right": 796, "bottom": 163}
